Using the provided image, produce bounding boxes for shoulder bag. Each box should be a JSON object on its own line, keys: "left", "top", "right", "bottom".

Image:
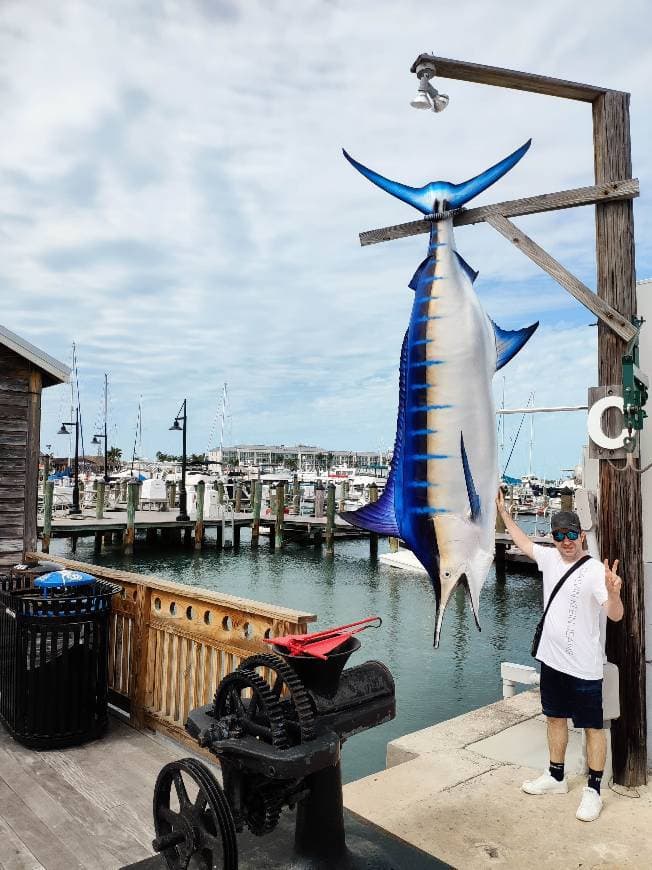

{"left": 531, "top": 554, "right": 591, "bottom": 658}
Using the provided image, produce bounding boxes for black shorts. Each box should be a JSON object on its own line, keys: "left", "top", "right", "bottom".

{"left": 540, "top": 662, "right": 603, "bottom": 729}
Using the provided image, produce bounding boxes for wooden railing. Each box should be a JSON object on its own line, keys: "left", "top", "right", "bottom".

{"left": 26, "top": 552, "right": 317, "bottom": 746}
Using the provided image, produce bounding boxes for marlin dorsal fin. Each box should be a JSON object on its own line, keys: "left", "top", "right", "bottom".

{"left": 492, "top": 319, "right": 539, "bottom": 370}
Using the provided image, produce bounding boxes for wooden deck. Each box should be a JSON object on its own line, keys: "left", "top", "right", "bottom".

{"left": 0, "top": 716, "right": 190, "bottom": 870}
{"left": 37, "top": 509, "right": 254, "bottom": 536}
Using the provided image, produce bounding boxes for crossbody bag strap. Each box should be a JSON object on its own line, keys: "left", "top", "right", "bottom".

{"left": 540, "top": 554, "right": 591, "bottom": 626}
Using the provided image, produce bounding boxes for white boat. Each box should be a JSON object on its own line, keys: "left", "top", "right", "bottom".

{"left": 379, "top": 547, "right": 427, "bottom": 575}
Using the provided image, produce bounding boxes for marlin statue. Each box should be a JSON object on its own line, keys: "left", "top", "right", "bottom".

{"left": 341, "top": 141, "right": 538, "bottom": 646}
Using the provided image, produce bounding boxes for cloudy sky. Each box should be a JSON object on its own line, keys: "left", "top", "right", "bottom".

{"left": 1, "top": 0, "right": 650, "bottom": 478}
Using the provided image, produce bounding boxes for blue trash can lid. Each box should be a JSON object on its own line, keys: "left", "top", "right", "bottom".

{"left": 34, "top": 570, "right": 96, "bottom": 589}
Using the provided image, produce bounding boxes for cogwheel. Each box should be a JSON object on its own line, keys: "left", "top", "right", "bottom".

{"left": 242, "top": 784, "right": 284, "bottom": 836}
{"left": 237, "top": 653, "right": 315, "bottom": 744}
{"left": 213, "top": 668, "right": 289, "bottom": 749}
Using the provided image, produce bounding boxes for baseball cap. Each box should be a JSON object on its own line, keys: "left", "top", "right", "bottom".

{"left": 550, "top": 510, "right": 581, "bottom": 533}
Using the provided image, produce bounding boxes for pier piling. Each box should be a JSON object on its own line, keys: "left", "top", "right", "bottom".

{"left": 234, "top": 482, "right": 242, "bottom": 513}
{"left": 96, "top": 481, "right": 105, "bottom": 520}
{"left": 124, "top": 481, "right": 138, "bottom": 554}
{"left": 275, "top": 482, "right": 285, "bottom": 550}
{"left": 368, "top": 482, "right": 378, "bottom": 559}
{"left": 314, "top": 483, "right": 325, "bottom": 518}
{"left": 167, "top": 481, "right": 176, "bottom": 510}
{"left": 292, "top": 474, "right": 300, "bottom": 514}
{"left": 339, "top": 480, "right": 349, "bottom": 513}
{"left": 195, "top": 480, "right": 205, "bottom": 549}
{"left": 251, "top": 481, "right": 262, "bottom": 547}
{"left": 325, "top": 483, "right": 336, "bottom": 556}
{"left": 42, "top": 480, "right": 53, "bottom": 553}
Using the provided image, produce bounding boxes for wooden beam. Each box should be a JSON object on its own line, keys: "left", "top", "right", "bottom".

{"left": 593, "top": 90, "right": 647, "bottom": 786}
{"left": 359, "top": 178, "right": 639, "bottom": 246}
{"left": 410, "top": 54, "right": 612, "bottom": 102}
{"left": 485, "top": 213, "right": 637, "bottom": 343}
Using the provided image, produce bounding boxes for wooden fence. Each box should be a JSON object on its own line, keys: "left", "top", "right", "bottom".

{"left": 26, "top": 552, "right": 316, "bottom": 747}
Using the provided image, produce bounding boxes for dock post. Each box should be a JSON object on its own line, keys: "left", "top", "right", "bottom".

{"left": 42, "top": 453, "right": 50, "bottom": 499}
{"left": 42, "top": 480, "right": 53, "bottom": 553}
{"left": 388, "top": 536, "right": 399, "bottom": 553}
{"left": 167, "top": 481, "right": 176, "bottom": 510}
{"left": 495, "top": 505, "right": 506, "bottom": 581}
{"left": 233, "top": 523, "right": 241, "bottom": 549}
{"left": 292, "top": 474, "right": 300, "bottom": 515}
{"left": 325, "top": 483, "right": 336, "bottom": 556}
{"left": 195, "top": 480, "right": 205, "bottom": 550}
{"left": 146, "top": 528, "right": 158, "bottom": 545}
{"left": 120, "top": 479, "right": 128, "bottom": 504}
{"left": 560, "top": 491, "right": 573, "bottom": 512}
{"left": 368, "top": 482, "right": 378, "bottom": 559}
{"left": 124, "top": 481, "right": 138, "bottom": 555}
{"left": 275, "top": 482, "right": 285, "bottom": 550}
{"left": 251, "top": 481, "right": 262, "bottom": 547}
{"left": 339, "top": 480, "right": 349, "bottom": 513}
{"left": 235, "top": 482, "right": 242, "bottom": 513}
{"left": 217, "top": 481, "right": 225, "bottom": 506}
{"left": 314, "top": 483, "right": 325, "bottom": 518}
{"left": 96, "top": 481, "right": 105, "bottom": 520}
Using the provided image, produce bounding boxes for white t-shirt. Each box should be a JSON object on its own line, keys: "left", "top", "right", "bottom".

{"left": 533, "top": 544, "right": 608, "bottom": 680}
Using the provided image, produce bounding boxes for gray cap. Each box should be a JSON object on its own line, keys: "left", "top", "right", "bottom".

{"left": 550, "top": 510, "right": 581, "bottom": 533}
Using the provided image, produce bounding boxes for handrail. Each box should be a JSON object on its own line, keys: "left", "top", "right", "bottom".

{"left": 25, "top": 552, "right": 317, "bottom": 747}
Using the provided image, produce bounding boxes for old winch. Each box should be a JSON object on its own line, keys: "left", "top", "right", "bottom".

{"left": 150, "top": 624, "right": 396, "bottom": 869}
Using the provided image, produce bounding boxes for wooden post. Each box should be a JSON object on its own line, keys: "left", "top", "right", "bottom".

{"left": 42, "top": 480, "right": 53, "bottom": 553}
{"left": 292, "top": 474, "right": 300, "bottom": 515}
{"left": 130, "top": 584, "right": 152, "bottom": 730}
{"left": 167, "top": 481, "right": 176, "bottom": 510}
{"left": 146, "top": 528, "right": 158, "bottom": 545}
{"left": 275, "top": 482, "right": 285, "bottom": 550}
{"left": 339, "top": 480, "right": 349, "bottom": 512}
{"left": 314, "top": 483, "right": 325, "bottom": 518}
{"left": 195, "top": 480, "right": 205, "bottom": 550}
{"left": 560, "top": 491, "right": 573, "bottom": 512}
{"left": 325, "top": 482, "right": 335, "bottom": 556}
{"left": 42, "top": 453, "right": 50, "bottom": 499}
{"left": 368, "top": 482, "right": 378, "bottom": 559}
{"left": 388, "top": 536, "right": 399, "bottom": 553}
{"left": 217, "top": 481, "right": 225, "bottom": 506}
{"left": 251, "top": 481, "right": 262, "bottom": 547}
{"left": 235, "top": 482, "right": 242, "bottom": 513}
{"left": 120, "top": 479, "right": 128, "bottom": 503}
{"left": 96, "top": 481, "right": 105, "bottom": 520}
{"left": 233, "top": 523, "right": 241, "bottom": 549}
{"left": 594, "top": 90, "right": 647, "bottom": 785}
{"left": 124, "top": 481, "right": 138, "bottom": 555}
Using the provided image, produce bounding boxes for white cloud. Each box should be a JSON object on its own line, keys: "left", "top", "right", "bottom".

{"left": 1, "top": 0, "right": 650, "bottom": 475}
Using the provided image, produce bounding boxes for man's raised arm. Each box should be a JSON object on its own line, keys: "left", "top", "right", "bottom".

{"left": 496, "top": 488, "right": 535, "bottom": 560}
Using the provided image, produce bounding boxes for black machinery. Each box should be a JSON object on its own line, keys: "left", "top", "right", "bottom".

{"left": 150, "top": 634, "right": 396, "bottom": 869}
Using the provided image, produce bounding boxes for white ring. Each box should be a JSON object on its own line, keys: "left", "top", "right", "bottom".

{"left": 587, "top": 396, "right": 626, "bottom": 450}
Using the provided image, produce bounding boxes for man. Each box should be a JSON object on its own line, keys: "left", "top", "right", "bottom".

{"left": 496, "top": 489, "right": 623, "bottom": 822}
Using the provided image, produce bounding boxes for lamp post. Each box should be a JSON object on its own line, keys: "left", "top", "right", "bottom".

{"left": 91, "top": 432, "right": 108, "bottom": 481}
{"left": 170, "top": 399, "right": 189, "bottom": 521}
{"left": 58, "top": 407, "right": 81, "bottom": 516}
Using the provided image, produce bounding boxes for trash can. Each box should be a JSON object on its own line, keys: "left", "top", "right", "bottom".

{"left": 0, "top": 568, "right": 121, "bottom": 749}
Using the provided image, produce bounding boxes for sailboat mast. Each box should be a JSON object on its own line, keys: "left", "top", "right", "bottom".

{"left": 219, "top": 382, "right": 228, "bottom": 464}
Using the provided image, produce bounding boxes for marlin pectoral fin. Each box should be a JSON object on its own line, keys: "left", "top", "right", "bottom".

{"left": 454, "top": 252, "right": 479, "bottom": 284}
{"left": 408, "top": 256, "right": 431, "bottom": 291}
{"left": 460, "top": 433, "right": 481, "bottom": 521}
{"left": 492, "top": 319, "right": 539, "bottom": 370}
{"left": 342, "top": 149, "right": 433, "bottom": 214}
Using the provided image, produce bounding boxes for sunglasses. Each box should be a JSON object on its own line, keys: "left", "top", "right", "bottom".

{"left": 552, "top": 529, "right": 580, "bottom": 542}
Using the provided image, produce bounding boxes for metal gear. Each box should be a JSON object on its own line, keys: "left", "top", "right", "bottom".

{"left": 241, "top": 784, "right": 284, "bottom": 836}
{"left": 152, "top": 757, "right": 238, "bottom": 870}
{"left": 237, "top": 653, "right": 315, "bottom": 744}
{"left": 213, "top": 669, "right": 289, "bottom": 749}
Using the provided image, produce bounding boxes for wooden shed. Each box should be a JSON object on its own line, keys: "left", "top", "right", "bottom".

{"left": 0, "top": 325, "right": 70, "bottom": 567}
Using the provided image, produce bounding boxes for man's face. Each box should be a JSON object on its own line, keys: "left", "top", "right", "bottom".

{"left": 553, "top": 528, "right": 585, "bottom": 561}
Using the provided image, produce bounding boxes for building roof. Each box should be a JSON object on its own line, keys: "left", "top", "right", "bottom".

{"left": 0, "top": 323, "right": 70, "bottom": 387}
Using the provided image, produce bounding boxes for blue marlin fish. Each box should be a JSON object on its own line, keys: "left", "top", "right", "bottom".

{"left": 341, "top": 141, "right": 538, "bottom": 645}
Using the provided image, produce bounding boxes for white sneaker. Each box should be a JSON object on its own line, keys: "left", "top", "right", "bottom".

{"left": 521, "top": 770, "right": 569, "bottom": 795}
{"left": 576, "top": 786, "right": 602, "bottom": 822}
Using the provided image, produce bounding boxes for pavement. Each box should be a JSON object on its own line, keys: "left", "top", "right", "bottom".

{"left": 343, "top": 690, "right": 652, "bottom": 870}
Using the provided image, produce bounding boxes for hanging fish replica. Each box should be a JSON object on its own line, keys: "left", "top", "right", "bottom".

{"left": 341, "top": 141, "right": 538, "bottom": 645}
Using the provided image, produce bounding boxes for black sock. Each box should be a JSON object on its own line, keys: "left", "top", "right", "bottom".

{"left": 549, "top": 761, "right": 565, "bottom": 781}
{"left": 588, "top": 768, "right": 603, "bottom": 794}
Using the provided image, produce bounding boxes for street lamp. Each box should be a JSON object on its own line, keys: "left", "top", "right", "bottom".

{"left": 169, "top": 399, "right": 189, "bottom": 521}
{"left": 58, "top": 407, "right": 81, "bottom": 516}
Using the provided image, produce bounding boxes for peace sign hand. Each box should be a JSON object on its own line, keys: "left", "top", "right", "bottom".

{"left": 604, "top": 559, "right": 622, "bottom": 598}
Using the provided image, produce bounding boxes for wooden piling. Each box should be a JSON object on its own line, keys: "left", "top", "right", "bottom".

{"left": 292, "top": 474, "right": 300, "bottom": 515}
{"left": 167, "top": 481, "right": 176, "bottom": 510}
{"left": 233, "top": 524, "right": 241, "bottom": 549}
{"left": 275, "top": 482, "right": 285, "bottom": 550}
{"left": 388, "top": 536, "right": 399, "bottom": 553}
{"left": 42, "top": 453, "right": 50, "bottom": 499}
{"left": 94, "top": 532, "right": 103, "bottom": 553}
{"left": 368, "top": 482, "right": 378, "bottom": 559}
{"left": 120, "top": 479, "right": 128, "bottom": 503}
{"left": 314, "top": 483, "right": 325, "bottom": 518}
{"left": 495, "top": 498, "right": 507, "bottom": 579}
{"left": 251, "top": 481, "right": 262, "bottom": 547}
{"left": 146, "top": 528, "right": 158, "bottom": 545}
{"left": 217, "top": 481, "right": 225, "bottom": 506}
{"left": 195, "top": 480, "right": 205, "bottom": 550}
{"left": 560, "top": 492, "right": 573, "bottom": 512}
{"left": 124, "top": 481, "right": 138, "bottom": 555}
{"left": 96, "top": 481, "right": 105, "bottom": 520}
{"left": 339, "top": 480, "right": 349, "bottom": 513}
{"left": 325, "top": 482, "right": 336, "bottom": 556}
{"left": 183, "top": 527, "right": 192, "bottom": 546}
{"left": 42, "top": 480, "right": 53, "bottom": 553}
{"left": 235, "top": 482, "right": 242, "bottom": 513}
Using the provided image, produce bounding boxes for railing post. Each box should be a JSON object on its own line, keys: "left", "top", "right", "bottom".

{"left": 195, "top": 481, "right": 205, "bottom": 550}
{"left": 42, "top": 480, "right": 53, "bottom": 553}
{"left": 325, "top": 482, "right": 336, "bottom": 556}
{"left": 368, "top": 482, "right": 378, "bottom": 559}
{"left": 275, "top": 482, "right": 285, "bottom": 550}
{"left": 124, "top": 481, "right": 138, "bottom": 555}
{"left": 131, "top": 583, "right": 152, "bottom": 730}
{"left": 251, "top": 481, "right": 262, "bottom": 547}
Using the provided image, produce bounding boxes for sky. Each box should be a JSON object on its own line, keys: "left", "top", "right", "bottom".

{"left": 1, "top": 0, "right": 651, "bottom": 479}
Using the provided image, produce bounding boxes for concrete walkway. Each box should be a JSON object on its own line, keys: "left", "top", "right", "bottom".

{"left": 343, "top": 690, "right": 652, "bottom": 869}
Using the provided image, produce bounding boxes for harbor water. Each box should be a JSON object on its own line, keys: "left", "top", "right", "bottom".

{"left": 50, "top": 529, "right": 543, "bottom": 783}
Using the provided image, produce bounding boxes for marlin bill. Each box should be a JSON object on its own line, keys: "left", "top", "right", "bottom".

{"left": 341, "top": 141, "right": 538, "bottom": 646}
